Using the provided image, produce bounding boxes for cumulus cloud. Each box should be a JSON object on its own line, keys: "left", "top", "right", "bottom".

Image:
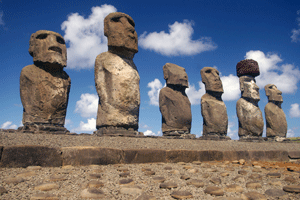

{"left": 287, "top": 129, "right": 295, "bottom": 138}
{"left": 61, "top": 4, "right": 117, "bottom": 69}
{"left": 291, "top": 10, "right": 300, "bottom": 43}
{"left": 75, "top": 93, "right": 98, "bottom": 118}
{"left": 72, "top": 118, "right": 96, "bottom": 133}
{"left": 144, "top": 130, "right": 162, "bottom": 136}
{"left": 227, "top": 121, "right": 238, "bottom": 140}
{"left": 186, "top": 82, "right": 205, "bottom": 105}
{"left": 0, "top": 11, "right": 4, "bottom": 26}
{"left": 290, "top": 103, "right": 300, "bottom": 118}
{"left": 147, "top": 79, "right": 163, "bottom": 106}
{"left": 139, "top": 20, "right": 217, "bottom": 56}
{"left": 1, "top": 121, "right": 17, "bottom": 129}
{"left": 220, "top": 74, "right": 240, "bottom": 101}
{"left": 245, "top": 50, "right": 300, "bottom": 93}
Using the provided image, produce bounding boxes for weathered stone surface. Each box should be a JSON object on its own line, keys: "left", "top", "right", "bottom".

{"left": 124, "top": 149, "right": 166, "bottom": 163}
{"left": 170, "top": 191, "right": 193, "bottom": 199}
{"left": 264, "top": 84, "right": 287, "bottom": 138}
{"left": 265, "top": 189, "right": 287, "bottom": 197}
{"left": 288, "top": 151, "right": 300, "bottom": 159}
{"left": 204, "top": 186, "right": 224, "bottom": 196}
{"left": 94, "top": 12, "right": 139, "bottom": 136}
{"left": 20, "top": 30, "right": 70, "bottom": 134}
{"left": 283, "top": 185, "right": 300, "bottom": 193}
{"left": 62, "top": 147, "right": 123, "bottom": 166}
{"left": 0, "top": 145, "right": 62, "bottom": 167}
{"left": 200, "top": 67, "right": 228, "bottom": 137}
{"left": 160, "top": 63, "right": 191, "bottom": 136}
{"left": 236, "top": 59, "right": 263, "bottom": 140}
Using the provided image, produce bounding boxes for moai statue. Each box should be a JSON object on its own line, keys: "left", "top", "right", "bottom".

{"left": 264, "top": 84, "right": 287, "bottom": 141}
{"left": 94, "top": 12, "right": 140, "bottom": 136}
{"left": 200, "top": 67, "right": 229, "bottom": 140}
{"left": 159, "top": 63, "right": 194, "bottom": 138}
{"left": 20, "top": 30, "right": 71, "bottom": 134}
{"left": 236, "top": 59, "right": 264, "bottom": 140}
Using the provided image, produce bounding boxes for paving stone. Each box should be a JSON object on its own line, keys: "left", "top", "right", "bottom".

{"left": 183, "top": 166, "right": 193, "bottom": 170}
{"left": 88, "top": 180, "right": 104, "bottom": 188}
{"left": 283, "top": 185, "right": 300, "bottom": 193}
{"left": 207, "top": 168, "right": 218, "bottom": 172}
{"left": 265, "top": 189, "right": 287, "bottom": 197}
{"left": 81, "top": 188, "right": 105, "bottom": 199}
{"left": 170, "top": 190, "right": 193, "bottom": 199}
{"left": 269, "top": 181, "right": 282, "bottom": 186}
{"left": 120, "top": 172, "right": 130, "bottom": 177}
{"left": 144, "top": 171, "right": 155, "bottom": 176}
{"left": 136, "top": 193, "right": 156, "bottom": 200}
{"left": 220, "top": 172, "right": 229, "bottom": 177}
{"left": 159, "top": 182, "right": 178, "bottom": 189}
{"left": 34, "top": 183, "right": 59, "bottom": 191}
{"left": 224, "top": 184, "right": 243, "bottom": 193}
{"left": 232, "top": 176, "right": 245, "bottom": 182}
{"left": 284, "top": 176, "right": 297, "bottom": 183}
{"left": 180, "top": 175, "right": 190, "bottom": 180}
{"left": 192, "top": 161, "right": 201, "bottom": 165}
{"left": 202, "top": 173, "right": 210, "bottom": 178}
{"left": 241, "top": 192, "right": 267, "bottom": 200}
{"left": 213, "top": 197, "right": 243, "bottom": 200}
{"left": 225, "top": 167, "right": 235, "bottom": 171}
{"left": 232, "top": 160, "right": 239, "bottom": 164}
{"left": 204, "top": 186, "right": 224, "bottom": 196}
{"left": 0, "top": 186, "right": 8, "bottom": 195}
{"left": 119, "top": 178, "right": 134, "bottom": 186}
{"left": 30, "top": 193, "right": 59, "bottom": 200}
{"left": 246, "top": 181, "right": 262, "bottom": 189}
{"left": 49, "top": 174, "right": 67, "bottom": 182}
{"left": 248, "top": 174, "right": 262, "bottom": 180}
{"left": 142, "top": 168, "right": 152, "bottom": 172}
{"left": 15, "top": 171, "right": 36, "bottom": 177}
{"left": 164, "top": 166, "right": 172, "bottom": 170}
{"left": 88, "top": 173, "right": 101, "bottom": 179}
{"left": 4, "top": 177, "right": 25, "bottom": 184}
{"left": 266, "top": 172, "right": 281, "bottom": 178}
{"left": 152, "top": 176, "right": 165, "bottom": 183}
{"left": 238, "top": 170, "right": 248, "bottom": 175}
{"left": 117, "top": 168, "right": 129, "bottom": 172}
{"left": 171, "top": 170, "right": 180, "bottom": 175}
{"left": 120, "top": 186, "right": 143, "bottom": 195}
{"left": 186, "top": 179, "right": 205, "bottom": 188}
{"left": 26, "top": 166, "right": 42, "bottom": 171}
{"left": 239, "top": 159, "right": 246, "bottom": 165}
{"left": 187, "top": 168, "right": 198, "bottom": 173}
{"left": 210, "top": 177, "right": 221, "bottom": 185}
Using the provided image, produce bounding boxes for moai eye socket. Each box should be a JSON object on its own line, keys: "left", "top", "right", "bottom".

{"left": 111, "top": 17, "right": 120, "bottom": 22}
{"left": 127, "top": 18, "right": 135, "bottom": 27}
{"left": 36, "top": 33, "right": 48, "bottom": 40}
{"left": 205, "top": 69, "right": 211, "bottom": 73}
{"left": 56, "top": 36, "right": 65, "bottom": 45}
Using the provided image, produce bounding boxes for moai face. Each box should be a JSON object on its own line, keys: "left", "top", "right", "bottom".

{"left": 29, "top": 30, "right": 67, "bottom": 67}
{"left": 239, "top": 75, "right": 260, "bottom": 100}
{"left": 200, "top": 67, "right": 223, "bottom": 93}
{"left": 163, "top": 63, "right": 188, "bottom": 88}
{"left": 104, "top": 12, "right": 138, "bottom": 53}
{"left": 265, "top": 84, "right": 283, "bottom": 102}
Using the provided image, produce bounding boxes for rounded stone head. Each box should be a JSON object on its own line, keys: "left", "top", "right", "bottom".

{"left": 163, "top": 63, "right": 188, "bottom": 88}
{"left": 239, "top": 75, "right": 260, "bottom": 100}
{"left": 29, "top": 30, "right": 67, "bottom": 68}
{"left": 236, "top": 59, "right": 260, "bottom": 77}
{"left": 104, "top": 12, "right": 138, "bottom": 53}
{"left": 200, "top": 67, "right": 223, "bottom": 93}
{"left": 265, "top": 84, "right": 283, "bottom": 102}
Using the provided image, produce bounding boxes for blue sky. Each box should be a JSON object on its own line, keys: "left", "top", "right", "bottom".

{"left": 1, "top": 0, "right": 300, "bottom": 139}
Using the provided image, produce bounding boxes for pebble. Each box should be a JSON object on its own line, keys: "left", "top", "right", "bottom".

{"left": 283, "top": 185, "right": 300, "bottom": 193}
{"left": 152, "top": 176, "right": 165, "bottom": 183}
{"left": 246, "top": 181, "right": 262, "bottom": 189}
{"left": 210, "top": 177, "right": 221, "bottom": 185}
{"left": 34, "top": 183, "right": 59, "bottom": 191}
{"left": 224, "top": 184, "right": 243, "bottom": 193}
{"left": 30, "top": 193, "right": 59, "bottom": 200}
{"left": 120, "top": 185, "right": 143, "bottom": 195}
{"left": 87, "top": 180, "right": 104, "bottom": 188}
{"left": 81, "top": 188, "right": 105, "bottom": 199}
{"left": 241, "top": 192, "right": 267, "bottom": 200}
{"left": 264, "top": 189, "right": 287, "bottom": 197}
{"left": 204, "top": 186, "right": 224, "bottom": 196}
{"left": 119, "top": 178, "right": 134, "bottom": 186}
{"left": 266, "top": 172, "right": 281, "bottom": 178}
{"left": 136, "top": 194, "right": 156, "bottom": 200}
{"left": 159, "top": 182, "right": 178, "bottom": 189}
{"left": 170, "top": 190, "right": 193, "bottom": 199}
{"left": 186, "top": 179, "right": 205, "bottom": 188}
{"left": 4, "top": 177, "right": 25, "bottom": 184}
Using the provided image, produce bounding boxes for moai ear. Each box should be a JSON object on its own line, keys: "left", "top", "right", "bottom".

{"left": 163, "top": 64, "right": 169, "bottom": 80}
{"left": 239, "top": 78, "right": 245, "bottom": 92}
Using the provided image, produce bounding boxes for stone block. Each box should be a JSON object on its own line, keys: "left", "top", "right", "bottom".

{"left": 0, "top": 145, "right": 62, "bottom": 168}
{"left": 62, "top": 147, "right": 123, "bottom": 166}
{"left": 166, "top": 150, "right": 200, "bottom": 163}
{"left": 288, "top": 151, "right": 300, "bottom": 159}
{"left": 123, "top": 149, "right": 166, "bottom": 164}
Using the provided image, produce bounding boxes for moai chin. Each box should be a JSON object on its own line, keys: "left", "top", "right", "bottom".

{"left": 264, "top": 84, "right": 287, "bottom": 141}
{"left": 159, "top": 63, "right": 193, "bottom": 138}
{"left": 94, "top": 12, "right": 140, "bottom": 136}
{"left": 236, "top": 59, "right": 264, "bottom": 140}
{"left": 20, "top": 30, "right": 71, "bottom": 134}
{"left": 200, "top": 67, "right": 229, "bottom": 140}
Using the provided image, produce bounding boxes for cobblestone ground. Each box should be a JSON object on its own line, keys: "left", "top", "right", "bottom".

{"left": 1, "top": 160, "right": 300, "bottom": 199}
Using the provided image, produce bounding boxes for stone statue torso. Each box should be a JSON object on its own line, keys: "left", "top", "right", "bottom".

{"left": 265, "top": 102, "right": 287, "bottom": 137}
{"left": 94, "top": 51, "right": 140, "bottom": 128}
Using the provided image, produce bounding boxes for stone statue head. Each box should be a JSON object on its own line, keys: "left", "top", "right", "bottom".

{"left": 236, "top": 59, "right": 260, "bottom": 78}
{"left": 163, "top": 63, "right": 188, "bottom": 88}
{"left": 239, "top": 75, "right": 260, "bottom": 100}
{"left": 265, "top": 84, "right": 283, "bottom": 102}
{"left": 29, "top": 30, "right": 67, "bottom": 68}
{"left": 200, "top": 67, "right": 223, "bottom": 93}
{"left": 104, "top": 12, "right": 138, "bottom": 53}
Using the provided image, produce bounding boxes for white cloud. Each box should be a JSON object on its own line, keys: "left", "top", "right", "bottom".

{"left": 289, "top": 103, "right": 300, "bottom": 118}
{"left": 144, "top": 130, "right": 162, "bottom": 136}
{"left": 61, "top": 5, "right": 117, "bottom": 69}
{"left": 0, "top": 11, "right": 4, "bottom": 26}
{"left": 72, "top": 118, "right": 96, "bottom": 133}
{"left": 220, "top": 74, "right": 240, "bottom": 101}
{"left": 227, "top": 121, "right": 238, "bottom": 140}
{"left": 287, "top": 129, "right": 295, "bottom": 138}
{"left": 147, "top": 79, "right": 163, "bottom": 106}
{"left": 186, "top": 82, "right": 205, "bottom": 105}
{"left": 139, "top": 20, "right": 217, "bottom": 56}
{"left": 1, "top": 121, "right": 17, "bottom": 129}
{"left": 291, "top": 10, "right": 300, "bottom": 43}
{"left": 75, "top": 93, "right": 98, "bottom": 118}
{"left": 245, "top": 50, "right": 300, "bottom": 93}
